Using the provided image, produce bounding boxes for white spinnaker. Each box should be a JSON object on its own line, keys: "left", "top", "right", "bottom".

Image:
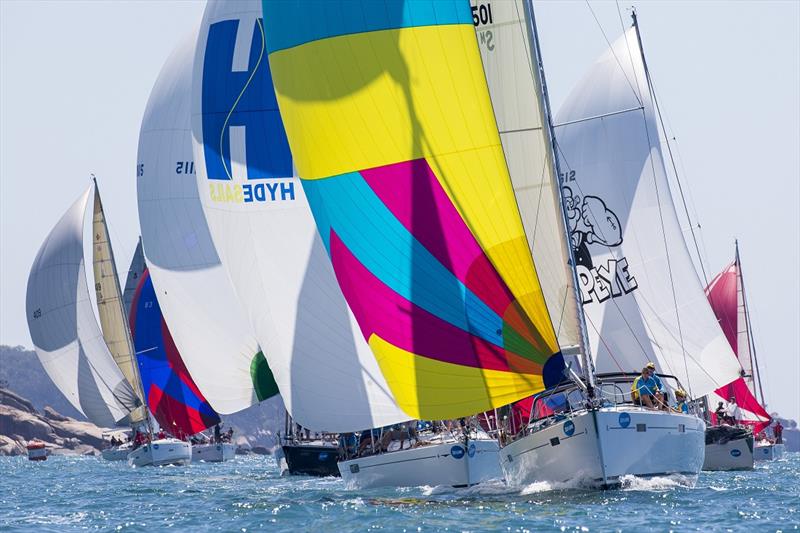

{"left": 554, "top": 28, "right": 740, "bottom": 396}
{"left": 137, "top": 30, "right": 273, "bottom": 414}
{"left": 26, "top": 186, "right": 138, "bottom": 427}
{"left": 191, "top": 0, "right": 408, "bottom": 431}
{"left": 473, "top": 0, "right": 580, "bottom": 351}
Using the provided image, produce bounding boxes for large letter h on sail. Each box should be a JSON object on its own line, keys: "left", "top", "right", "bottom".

{"left": 201, "top": 15, "right": 292, "bottom": 181}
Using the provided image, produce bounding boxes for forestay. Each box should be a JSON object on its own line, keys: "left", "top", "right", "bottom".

{"left": 92, "top": 184, "right": 148, "bottom": 424}
{"left": 554, "top": 27, "right": 740, "bottom": 396}
{"left": 137, "top": 29, "right": 278, "bottom": 414}
{"left": 471, "top": 0, "right": 580, "bottom": 351}
{"left": 26, "top": 187, "right": 138, "bottom": 428}
{"left": 263, "top": 0, "right": 565, "bottom": 420}
{"left": 191, "top": 0, "right": 408, "bottom": 431}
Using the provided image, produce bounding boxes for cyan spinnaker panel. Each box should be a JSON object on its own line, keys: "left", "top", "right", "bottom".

{"left": 263, "top": 0, "right": 564, "bottom": 419}
{"left": 129, "top": 269, "right": 220, "bottom": 437}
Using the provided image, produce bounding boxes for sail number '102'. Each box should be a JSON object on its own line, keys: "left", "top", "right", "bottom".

{"left": 472, "top": 3, "right": 493, "bottom": 27}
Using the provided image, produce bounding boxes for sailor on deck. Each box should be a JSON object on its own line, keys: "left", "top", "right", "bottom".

{"left": 632, "top": 365, "right": 663, "bottom": 409}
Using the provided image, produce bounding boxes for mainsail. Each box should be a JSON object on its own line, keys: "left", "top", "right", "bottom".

{"left": 26, "top": 186, "right": 139, "bottom": 427}
{"left": 553, "top": 26, "right": 741, "bottom": 396}
{"left": 192, "top": 0, "right": 409, "bottom": 431}
{"left": 471, "top": 0, "right": 580, "bottom": 351}
{"left": 92, "top": 182, "right": 148, "bottom": 425}
{"left": 137, "top": 28, "right": 278, "bottom": 414}
{"left": 706, "top": 251, "right": 770, "bottom": 432}
{"left": 128, "top": 267, "right": 221, "bottom": 439}
{"left": 263, "top": 0, "right": 565, "bottom": 420}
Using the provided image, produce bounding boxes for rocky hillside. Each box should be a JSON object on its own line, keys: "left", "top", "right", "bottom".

{"left": 0, "top": 388, "right": 105, "bottom": 456}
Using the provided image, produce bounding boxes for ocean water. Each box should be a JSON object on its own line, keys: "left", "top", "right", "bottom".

{"left": 1, "top": 453, "right": 797, "bottom": 532}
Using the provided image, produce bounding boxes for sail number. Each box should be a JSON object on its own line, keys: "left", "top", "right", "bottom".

{"left": 137, "top": 163, "right": 144, "bottom": 177}
{"left": 560, "top": 170, "right": 577, "bottom": 182}
{"left": 32, "top": 308, "right": 41, "bottom": 319}
{"left": 175, "top": 161, "right": 195, "bottom": 175}
{"left": 472, "top": 3, "right": 493, "bottom": 27}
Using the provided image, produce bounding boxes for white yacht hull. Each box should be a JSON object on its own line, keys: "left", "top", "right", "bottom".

{"left": 127, "top": 439, "right": 192, "bottom": 467}
{"left": 754, "top": 443, "right": 785, "bottom": 461}
{"left": 703, "top": 437, "right": 754, "bottom": 471}
{"left": 339, "top": 438, "right": 501, "bottom": 489}
{"left": 501, "top": 407, "right": 705, "bottom": 488}
{"left": 192, "top": 442, "right": 235, "bottom": 463}
{"left": 101, "top": 445, "right": 131, "bottom": 461}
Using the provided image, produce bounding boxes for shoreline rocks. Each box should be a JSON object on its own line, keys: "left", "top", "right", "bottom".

{"left": 0, "top": 388, "right": 105, "bottom": 456}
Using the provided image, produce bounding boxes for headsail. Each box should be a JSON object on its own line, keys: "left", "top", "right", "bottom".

{"left": 128, "top": 268, "right": 221, "bottom": 439}
{"left": 471, "top": 0, "right": 580, "bottom": 351}
{"left": 705, "top": 254, "right": 770, "bottom": 432}
{"left": 192, "top": 0, "right": 409, "bottom": 431}
{"left": 263, "top": 0, "right": 565, "bottom": 420}
{"left": 92, "top": 183, "right": 148, "bottom": 424}
{"left": 122, "top": 236, "right": 145, "bottom": 315}
{"left": 26, "top": 186, "right": 139, "bottom": 427}
{"left": 554, "top": 27, "right": 741, "bottom": 396}
{"left": 137, "top": 28, "right": 278, "bottom": 414}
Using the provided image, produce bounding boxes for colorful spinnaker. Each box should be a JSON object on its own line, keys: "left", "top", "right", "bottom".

{"left": 26, "top": 186, "right": 139, "bottom": 427}
{"left": 554, "top": 27, "right": 741, "bottom": 396}
{"left": 192, "top": 0, "right": 409, "bottom": 431}
{"left": 127, "top": 264, "right": 221, "bottom": 439}
{"left": 263, "top": 0, "right": 565, "bottom": 420}
{"left": 706, "top": 245, "right": 770, "bottom": 432}
{"left": 137, "top": 28, "right": 278, "bottom": 414}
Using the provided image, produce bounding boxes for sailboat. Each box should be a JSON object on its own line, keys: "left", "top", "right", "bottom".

{"left": 90, "top": 182, "right": 192, "bottom": 467}
{"left": 26, "top": 187, "right": 140, "bottom": 440}
{"left": 26, "top": 180, "right": 190, "bottom": 466}
{"left": 256, "top": 0, "right": 593, "bottom": 489}
{"left": 125, "top": 240, "right": 228, "bottom": 463}
{"left": 704, "top": 243, "right": 779, "bottom": 464}
{"left": 136, "top": 26, "right": 283, "bottom": 463}
{"left": 278, "top": 413, "right": 342, "bottom": 477}
{"left": 193, "top": 0, "right": 505, "bottom": 489}
{"left": 495, "top": 8, "right": 741, "bottom": 488}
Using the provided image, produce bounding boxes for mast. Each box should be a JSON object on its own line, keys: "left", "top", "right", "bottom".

{"left": 522, "top": 0, "right": 595, "bottom": 390}
{"left": 92, "top": 176, "right": 150, "bottom": 430}
{"left": 736, "top": 240, "right": 767, "bottom": 406}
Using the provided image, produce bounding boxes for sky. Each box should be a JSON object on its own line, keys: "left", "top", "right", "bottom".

{"left": 1, "top": 1, "right": 798, "bottom": 421}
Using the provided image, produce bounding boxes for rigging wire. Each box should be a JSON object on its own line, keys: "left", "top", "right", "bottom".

{"left": 630, "top": 13, "right": 693, "bottom": 396}
{"left": 584, "top": 0, "right": 643, "bottom": 107}
{"left": 646, "top": 79, "right": 710, "bottom": 286}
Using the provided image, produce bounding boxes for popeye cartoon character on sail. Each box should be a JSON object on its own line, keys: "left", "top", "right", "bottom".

{"left": 562, "top": 186, "right": 623, "bottom": 269}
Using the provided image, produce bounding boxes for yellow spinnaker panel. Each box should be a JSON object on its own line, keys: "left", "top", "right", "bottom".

{"left": 265, "top": 3, "right": 562, "bottom": 419}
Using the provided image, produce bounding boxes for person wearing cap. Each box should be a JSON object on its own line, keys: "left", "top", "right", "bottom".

{"left": 673, "top": 389, "right": 689, "bottom": 414}
{"left": 645, "top": 361, "right": 671, "bottom": 406}
{"left": 632, "top": 365, "right": 661, "bottom": 409}
{"left": 645, "top": 362, "right": 664, "bottom": 391}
